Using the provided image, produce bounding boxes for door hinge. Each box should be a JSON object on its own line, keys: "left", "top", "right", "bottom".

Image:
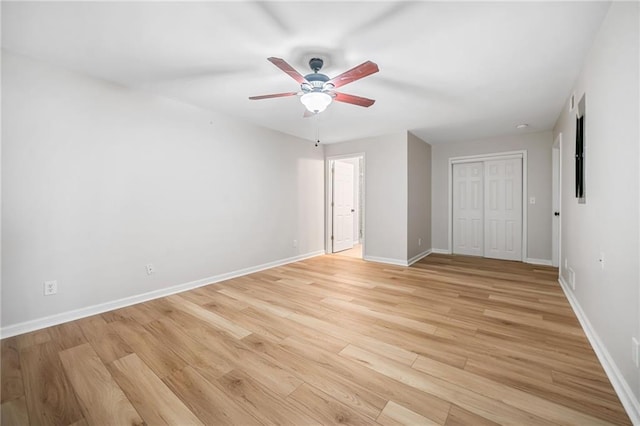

{"left": 331, "top": 235, "right": 334, "bottom": 240}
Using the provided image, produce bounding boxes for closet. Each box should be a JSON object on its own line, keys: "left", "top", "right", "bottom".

{"left": 452, "top": 156, "right": 523, "bottom": 261}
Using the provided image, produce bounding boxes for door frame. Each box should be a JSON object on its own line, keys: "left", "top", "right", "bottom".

{"left": 552, "top": 133, "right": 563, "bottom": 268}
{"left": 325, "top": 153, "right": 366, "bottom": 256}
{"left": 447, "top": 150, "right": 528, "bottom": 260}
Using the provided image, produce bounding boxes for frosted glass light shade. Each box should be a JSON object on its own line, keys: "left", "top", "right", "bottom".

{"left": 300, "top": 92, "right": 332, "bottom": 113}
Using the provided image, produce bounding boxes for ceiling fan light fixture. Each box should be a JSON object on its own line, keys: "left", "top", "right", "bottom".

{"left": 300, "top": 91, "right": 332, "bottom": 113}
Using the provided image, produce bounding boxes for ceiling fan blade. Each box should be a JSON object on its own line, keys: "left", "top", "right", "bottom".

{"left": 249, "top": 91, "right": 299, "bottom": 100}
{"left": 333, "top": 92, "right": 376, "bottom": 107}
{"left": 267, "top": 57, "right": 308, "bottom": 84}
{"left": 327, "top": 61, "right": 379, "bottom": 88}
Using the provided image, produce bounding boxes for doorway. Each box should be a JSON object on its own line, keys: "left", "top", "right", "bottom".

{"left": 326, "top": 154, "right": 364, "bottom": 258}
{"left": 449, "top": 151, "right": 528, "bottom": 261}
{"left": 552, "top": 133, "right": 562, "bottom": 268}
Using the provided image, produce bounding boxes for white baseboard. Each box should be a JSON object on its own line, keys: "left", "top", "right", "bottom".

{"left": 0, "top": 250, "right": 325, "bottom": 339}
{"left": 525, "top": 258, "right": 553, "bottom": 266}
{"left": 363, "top": 256, "right": 409, "bottom": 267}
{"left": 431, "top": 248, "right": 451, "bottom": 255}
{"left": 558, "top": 276, "right": 640, "bottom": 424}
{"left": 364, "top": 250, "right": 433, "bottom": 267}
{"left": 408, "top": 249, "right": 432, "bottom": 266}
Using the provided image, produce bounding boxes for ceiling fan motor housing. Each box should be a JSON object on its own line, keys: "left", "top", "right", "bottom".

{"left": 309, "top": 57, "right": 324, "bottom": 72}
{"left": 302, "top": 58, "right": 332, "bottom": 92}
{"left": 304, "top": 73, "right": 329, "bottom": 86}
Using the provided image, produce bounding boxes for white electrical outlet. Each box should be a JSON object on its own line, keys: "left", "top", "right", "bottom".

{"left": 418, "top": 238, "right": 422, "bottom": 247}
{"left": 145, "top": 264, "right": 154, "bottom": 275}
{"left": 632, "top": 338, "right": 639, "bottom": 368}
{"left": 44, "top": 280, "right": 58, "bottom": 296}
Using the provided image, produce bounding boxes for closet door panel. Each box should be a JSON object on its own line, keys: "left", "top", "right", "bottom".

{"left": 452, "top": 162, "right": 484, "bottom": 256}
{"left": 484, "top": 158, "right": 522, "bottom": 261}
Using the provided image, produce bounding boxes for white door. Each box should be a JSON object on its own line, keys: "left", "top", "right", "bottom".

{"left": 484, "top": 158, "right": 523, "bottom": 261}
{"left": 333, "top": 160, "right": 354, "bottom": 253}
{"left": 452, "top": 162, "right": 484, "bottom": 256}
{"left": 552, "top": 139, "right": 561, "bottom": 267}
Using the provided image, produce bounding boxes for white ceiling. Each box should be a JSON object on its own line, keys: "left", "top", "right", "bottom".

{"left": 2, "top": 1, "right": 610, "bottom": 144}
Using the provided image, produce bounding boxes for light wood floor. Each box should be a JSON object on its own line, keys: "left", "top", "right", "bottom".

{"left": 1, "top": 254, "right": 631, "bottom": 425}
{"left": 334, "top": 244, "right": 363, "bottom": 259}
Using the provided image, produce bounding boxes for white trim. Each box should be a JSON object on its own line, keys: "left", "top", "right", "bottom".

{"left": 0, "top": 250, "right": 325, "bottom": 338}
{"left": 408, "top": 249, "right": 432, "bottom": 266}
{"left": 431, "top": 248, "right": 452, "bottom": 255}
{"left": 449, "top": 151, "right": 526, "bottom": 164}
{"left": 558, "top": 276, "right": 640, "bottom": 424}
{"left": 363, "top": 256, "right": 408, "bottom": 267}
{"left": 447, "top": 150, "right": 528, "bottom": 261}
{"left": 525, "top": 258, "right": 553, "bottom": 266}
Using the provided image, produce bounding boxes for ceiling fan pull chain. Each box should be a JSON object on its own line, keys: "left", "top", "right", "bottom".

{"left": 315, "top": 114, "right": 321, "bottom": 147}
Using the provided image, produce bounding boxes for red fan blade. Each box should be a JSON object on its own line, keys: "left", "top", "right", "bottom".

{"left": 334, "top": 92, "right": 376, "bottom": 107}
{"left": 249, "top": 91, "right": 299, "bottom": 100}
{"left": 327, "top": 61, "right": 379, "bottom": 88}
{"left": 268, "top": 57, "right": 308, "bottom": 84}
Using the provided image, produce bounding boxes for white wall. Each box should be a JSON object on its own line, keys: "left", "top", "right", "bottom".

{"left": 324, "top": 132, "right": 408, "bottom": 263}
{"left": 553, "top": 1, "right": 640, "bottom": 417}
{"left": 407, "top": 132, "right": 431, "bottom": 260}
{"left": 431, "top": 131, "right": 553, "bottom": 261}
{"left": 1, "top": 51, "right": 325, "bottom": 330}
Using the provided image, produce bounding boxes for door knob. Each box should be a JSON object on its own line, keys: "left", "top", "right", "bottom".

{"left": 554, "top": 211, "right": 560, "bottom": 216}
{"left": 351, "top": 209, "right": 355, "bottom": 212}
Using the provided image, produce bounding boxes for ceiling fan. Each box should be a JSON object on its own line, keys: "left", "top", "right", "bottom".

{"left": 249, "top": 57, "right": 379, "bottom": 115}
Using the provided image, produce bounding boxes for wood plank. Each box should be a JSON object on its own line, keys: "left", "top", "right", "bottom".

{"left": 20, "top": 341, "right": 84, "bottom": 426}
{"left": 377, "top": 400, "right": 440, "bottom": 426}
{"left": 108, "top": 318, "right": 186, "bottom": 378}
{"left": 148, "top": 313, "right": 303, "bottom": 397}
{"left": 287, "top": 383, "right": 372, "bottom": 426}
{"left": 59, "top": 343, "right": 143, "bottom": 426}
{"left": 109, "top": 353, "right": 203, "bottom": 426}
{"left": 218, "top": 287, "right": 294, "bottom": 318}
{"left": 445, "top": 405, "right": 500, "bottom": 426}
{"left": 1, "top": 338, "right": 24, "bottom": 403}
{"left": 144, "top": 317, "right": 233, "bottom": 380}
{"left": 47, "top": 322, "right": 87, "bottom": 350}
{"left": 1, "top": 396, "right": 29, "bottom": 426}
{"left": 165, "top": 294, "right": 252, "bottom": 339}
{"left": 321, "top": 297, "right": 438, "bottom": 335}
{"left": 412, "top": 354, "right": 613, "bottom": 425}
{"left": 277, "top": 334, "right": 451, "bottom": 425}
{"left": 15, "top": 329, "right": 50, "bottom": 351}
{"left": 216, "top": 369, "right": 318, "bottom": 425}
{"left": 240, "top": 333, "right": 387, "bottom": 420}
{"left": 287, "top": 311, "right": 419, "bottom": 366}
{"left": 340, "top": 344, "right": 551, "bottom": 425}
{"left": 77, "top": 315, "right": 134, "bottom": 364}
{"left": 163, "top": 366, "right": 261, "bottom": 426}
